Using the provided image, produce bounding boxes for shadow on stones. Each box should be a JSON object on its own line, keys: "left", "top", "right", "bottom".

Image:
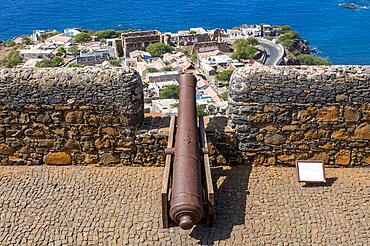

{"left": 205, "top": 116, "right": 243, "bottom": 166}
{"left": 302, "top": 177, "right": 337, "bottom": 187}
{"left": 190, "top": 165, "right": 252, "bottom": 245}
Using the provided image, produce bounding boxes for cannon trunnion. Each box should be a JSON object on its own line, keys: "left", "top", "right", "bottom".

{"left": 161, "top": 74, "right": 214, "bottom": 230}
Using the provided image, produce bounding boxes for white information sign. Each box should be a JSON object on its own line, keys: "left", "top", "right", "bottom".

{"left": 296, "top": 160, "right": 326, "bottom": 183}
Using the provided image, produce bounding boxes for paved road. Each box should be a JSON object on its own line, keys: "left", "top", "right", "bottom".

{"left": 0, "top": 166, "right": 369, "bottom": 245}
{"left": 258, "top": 39, "right": 284, "bottom": 65}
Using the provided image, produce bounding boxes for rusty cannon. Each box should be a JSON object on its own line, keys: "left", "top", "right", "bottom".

{"left": 161, "top": 74, "right": 214, "bottom": 230}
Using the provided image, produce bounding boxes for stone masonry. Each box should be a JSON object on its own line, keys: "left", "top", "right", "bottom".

{"left": 228, "top": 66, "right": 370, "bottom": 167}
{"left": 0, "top": 68, "right": 144, "bottom": 166}
{"left": 0, "top": 66, "right": 370, "bottom": 167}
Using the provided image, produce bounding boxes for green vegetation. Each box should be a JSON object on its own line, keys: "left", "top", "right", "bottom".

{"left": 279, "top": 25, "right": 293, "bottom": 34}
{"left": 35, "top": 57, "right": 64, "bottom": 68}
{"left": 3, "top": 40, "right": 16, "bottom": 47}
{"left": 67, "top": 45, "right": 80, "bottom": 56}
{"left": 21, "top": 36, "right": 31, "bottom": 45}
{"left": 231, "top": 38, "right": 258, "bottom": 60}
{"left": 220, "top": 91, "right": 228, "bottom": 101}
{"left": 147, "top": 67, "right": 159, "bottom": 73}
{"left": 191, "top": 54, "right": 198, "bottom": 63}
{"left": 69, "top": 64, "right": 85, "bottom": 68}
{"left": 95, "top": 30, "right": 119, "bottom": 40}
{"left": 171, "top": 102, "right": 209, "bottom": 116}
{"left": 74, "top": 33, "right": 92, "bottom": 43}
{"left": 196, "top": 106, "right": 209, "bottom": 116}
{"left": 189, "top": 30, "right": 197, "bottom": 35}
{"left": 276, "top": 31, "right": 299, "bottom": 49}
{"left": 273, "top": 25, "right": 292, "bottom": 34}
{"left": 109, "top": 60, "right": 122, "bottom": 67}
{"left": 182, "top": 48, "right": 190, "bottom": 56}
{"left": 275, "top": 27, "right": 332, "bottom": 65}
{"left": 243, "top": 37, "right": 259, "bottom": 46}
{"left": 2, "top": 51, "right": 21, "bottom": 68}
{"left": 163, "top": 67, "right": 173, "bottom": 72}
{"left": 160, "top": 84, "right": 180, "bottom": 99}
{"left": 56, "top": 46, "right": 66, "bottom": 56}
{"left": 297, "top": 54, "right": 332, "bottom": 65}
{"left": 40, "top": 32, "right": 62, "bottom": 41}
{"left": 146, "top": 42, "right": 172, "bottom": 57}
{"left": 216, "top": 70, "right": 233, "bottom": 82}
{"left": 80, "top": 29, "right": 95, "bottom": 35}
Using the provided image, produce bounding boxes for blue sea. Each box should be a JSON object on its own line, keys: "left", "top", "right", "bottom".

{"left": 0, "top": 0, "right": 369, "bottom": 64}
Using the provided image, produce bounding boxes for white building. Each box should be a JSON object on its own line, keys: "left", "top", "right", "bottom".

{"left": 201, "top": 54, "right": 233, "bottom": 67}
{"left": 147, "top": 71, "right": 180, "bottom": 83}
{"left": 64, "top": 28, "right": 81, "bottom": 37}
{"left": 241, "top": 25, "right": 261, "bottom": 37}
{"left": 227, "top": 29, "right": 244, "bottom": 39}
{"left": 31, "top": 29, "right": 58, "bottom": 42}
{"left": 151, "top": 99, "right": 178, "bottom": 116}
{"left": 19, "top": 48, "right": 53, "bottom": 59}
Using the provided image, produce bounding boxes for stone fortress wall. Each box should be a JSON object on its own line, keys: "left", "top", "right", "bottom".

{"left": 228, "top": 66, "right": 370, "bottom": 166}
{"left": 0, "top": 66, "right": 369, "bottom": 167}
{"left": 0, "top": 68, "right": 148, "bottom": 165}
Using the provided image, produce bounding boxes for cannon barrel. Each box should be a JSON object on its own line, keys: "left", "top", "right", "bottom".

{"left": 169, "top": 74, "right": 204, "bottom": 230}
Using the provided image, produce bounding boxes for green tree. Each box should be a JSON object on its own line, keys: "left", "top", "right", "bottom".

{"left": 160, "top": 84, "right": 180, "bottom": 99}
{"left": 146, "top": 42, "right": 172, "bottom": 57}
{"left": 164, "top": 66, "right": 173, "bottom": 71}
{"left": 95, "top": 30, "right": 118, "bottom": 40}
{"left": 196, "top": 106, "right": 209, "bottom": 116}
{"left": 56, "top": 46, "right": 66, "bottom": 56}
{"left": 109, "top": 60, "right": 122, "bottom": 67}
{"left": 232, "top": 38, "right": 258, "bottom": 60}
{"left": 297, "top": 54, "right": 332, "bottom": 65}
{"left": 36, "top": 57, "right": 63, "bottom": 67}
{"left": 2, "top": 51, "right": 21, "bottom": 68}
{"left": 189, "top": 30, "right": 197, "bottom": 35}
{"left": 235, "top": 37, "right": 258, "bottom": 47}
{"left": 216, "top": 70, "right": 233, "bottom": 82}
{"left": 74, "top": 33, "right": 92, "bottom": 43}
{"left": 232, "top": 45, "right": 257, "bottom": 60}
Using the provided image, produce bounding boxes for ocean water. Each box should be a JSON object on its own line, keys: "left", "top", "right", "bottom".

{"left": 0, "top": 0, "right": 369, "bottom": 64}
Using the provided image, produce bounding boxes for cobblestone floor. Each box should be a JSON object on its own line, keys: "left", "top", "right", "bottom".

{"left": 0, "top": 166, "right": 368, "bottom": 245}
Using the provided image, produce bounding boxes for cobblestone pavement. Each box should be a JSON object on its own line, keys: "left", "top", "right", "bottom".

{"left": 0, "top": 166, "right": 369, "bottom": 245}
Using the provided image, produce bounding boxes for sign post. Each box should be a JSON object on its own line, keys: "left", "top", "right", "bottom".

{"left": 296, "top": 160, "right": 326, "bottom": 183}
